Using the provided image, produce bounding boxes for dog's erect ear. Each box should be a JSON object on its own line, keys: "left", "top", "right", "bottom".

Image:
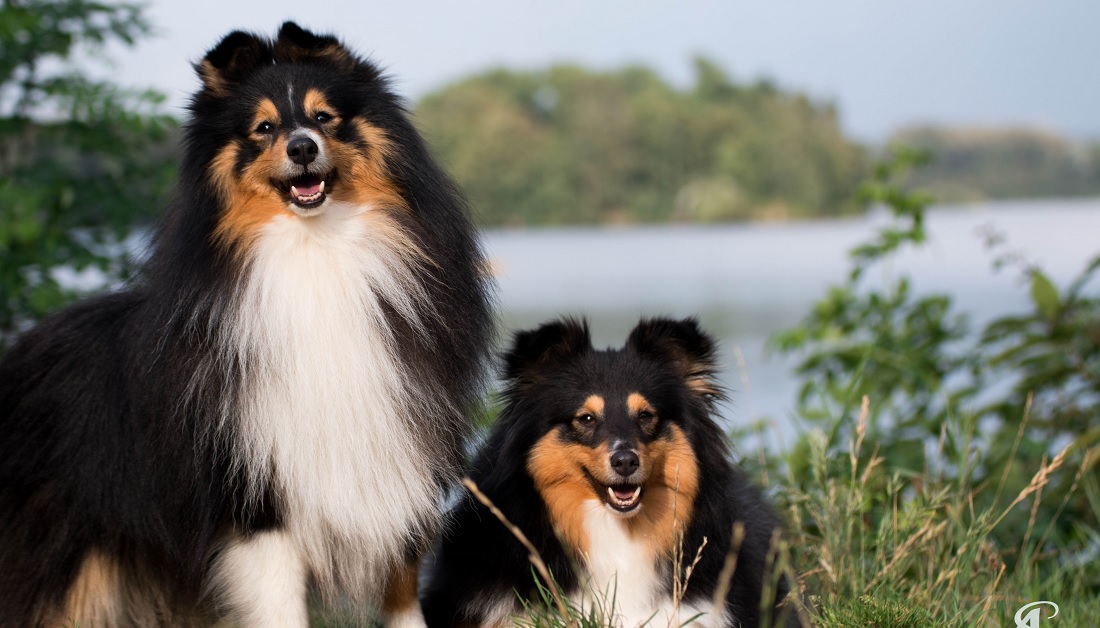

{"left": 274, "top": 22, "right": 356, "bottom": 70}
{"left": 503, "top": 318, "right": 592, "bottom": 382}
{"left": 627, "top": 318, "right": 722, "bottom": 398}
{"left": 195, "top": 30, "right": 271, "bottom": 97}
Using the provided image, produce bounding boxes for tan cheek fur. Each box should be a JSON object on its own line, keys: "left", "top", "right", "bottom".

{"left": 527, "top": 432, "right": 610, "bottom": 556}
{"left": 336, "top": 120, "right": 407, "bottom": 210}
{"left": 210, "top": 142, "right": 290, "bottom": 251}
{"left": 625, "top": 423, "right": 700, "bottom": 556}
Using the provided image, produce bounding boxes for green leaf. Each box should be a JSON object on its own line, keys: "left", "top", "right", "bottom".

{"left": 0, "top": 0, "right": 173, "bottom": 349}
{"left": 1029, "top": 269, "right": 1060, "bottom": 321}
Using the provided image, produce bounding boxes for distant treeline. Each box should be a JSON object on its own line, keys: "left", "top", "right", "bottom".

{"left": 413, "top": 60, "right": 1100, "bottom": 227}
{"left": 890, "top": 126, "right": 1100, "bottom": 203}
{"left": 414, "top": 59, "right": 865, "bottom": 227}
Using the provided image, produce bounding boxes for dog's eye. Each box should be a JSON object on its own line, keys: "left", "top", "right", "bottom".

{"left": 254, "top": 121, "right": 274, "bottom": 134}
{"left": 574, "top": 413, "right": 596, "bottom": 426}
{"left": 637, "top": 410, "right": 655, "bottom": 421}
{"left": 314, "top": 111, "right": 334, "bottom": 123}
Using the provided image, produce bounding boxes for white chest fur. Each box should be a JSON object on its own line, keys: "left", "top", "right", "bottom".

{"left": 572, "top": 501, "right": 725, "bottom": 628}
{"left": 226, "top": 205, "right": 441, "bottom": 594}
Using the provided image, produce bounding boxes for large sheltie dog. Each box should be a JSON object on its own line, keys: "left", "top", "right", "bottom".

{"left": 422, "top": 318, "right": 801, "bottom": 627}
{"left": 0, "top": 22, "right": 492, "bottom": 627}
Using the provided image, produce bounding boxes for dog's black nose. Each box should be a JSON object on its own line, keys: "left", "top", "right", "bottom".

{"left": 610, "top": 449, "right": 639, "bottom": 477}
{"left": 287, "top": 136, "right": 319, "bottom": 165}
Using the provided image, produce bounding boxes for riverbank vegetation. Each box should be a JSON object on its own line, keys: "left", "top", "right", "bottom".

{"left": 891, "top": 125, "right": 1100, "bottom": 203}
{"left": 765, "top": 149, "right": 1100, "bottom": 625}
{"left": 415, "top": 59, "right": 866, "bottom": 226}
{"left": 414, "top": 62, "right": 1100, "bottom": 228}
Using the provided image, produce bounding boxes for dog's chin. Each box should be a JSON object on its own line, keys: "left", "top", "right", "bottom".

{"left": 288, "top": 198, "right": 328, "bottom": 218}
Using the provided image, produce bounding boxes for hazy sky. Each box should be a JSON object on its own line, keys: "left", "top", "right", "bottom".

{"left": 103, "top": 0, "right": 1100, "bottom": 142}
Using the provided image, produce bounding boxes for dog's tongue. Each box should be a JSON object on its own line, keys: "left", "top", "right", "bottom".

{"left": 290, "top": 177, "right": 326, "bottom": 205}
{"left": 613, "top": 487, "right": 636, "bottom": 501}
{"left": 296, "top": 181, "right": 322, "bottom": 196}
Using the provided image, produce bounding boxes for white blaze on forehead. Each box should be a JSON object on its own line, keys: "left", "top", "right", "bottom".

{"left": 287, "top": 84, "right": 295, "bottom": 114}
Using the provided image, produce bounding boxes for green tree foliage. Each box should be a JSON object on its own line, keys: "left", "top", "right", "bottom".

{"left": 0, "top": 0, "right": 176, "bottom": 349}
{"left": 773, "top": 148, "right": 1100, "bottom": 558}
{"left": 414, "top": 58, "right": 866, "bottom": 227}
{"left": 892, "top": 126, "right": 1100, "bottom": 202}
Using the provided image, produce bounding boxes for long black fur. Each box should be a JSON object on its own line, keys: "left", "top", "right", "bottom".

{"left": 0, "top": 22, "right": 492, "bottom": 626}
{"left": 421, "top": 317, "right": 799, "bottom": 627}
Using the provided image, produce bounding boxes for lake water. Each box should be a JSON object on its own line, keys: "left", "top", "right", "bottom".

{"left": 483, "top": 198, "right": 1100, "bottom": 447}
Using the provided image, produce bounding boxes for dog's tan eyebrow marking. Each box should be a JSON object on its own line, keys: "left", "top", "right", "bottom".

{"left": 252, "top": 99, "right": 280, "bottom": 132}
{"left": 577, "top": 395, "right": 605, "bottom": 417}
{"left": 627, "top": 392, "right": 656, "bottom": 416}
{"left": 304, "top": 89, "right": 335, "bottom": 119}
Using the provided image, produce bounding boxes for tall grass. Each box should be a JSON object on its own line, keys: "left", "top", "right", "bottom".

{"left": 766, "top": 148, "right": 1100, "bottom": 626}
{"left": 774, "top": 396, "right": 1097, "bottom": 627}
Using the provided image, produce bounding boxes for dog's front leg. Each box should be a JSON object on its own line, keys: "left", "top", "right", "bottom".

{"left": 382, "top": 554, "right": 427, "bottom": 628}
{"left": 209, "top": 529, "right": 309, "bottom": 627}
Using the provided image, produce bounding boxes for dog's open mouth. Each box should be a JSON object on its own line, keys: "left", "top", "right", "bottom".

{"left": 604, "top": 483, "right": 643, "bottom": 513}
{"left": 583, "top": 468, "right": 644, "bottom": 514}
{"left": 278, "top": 171, "right": 335, "bottom": 209}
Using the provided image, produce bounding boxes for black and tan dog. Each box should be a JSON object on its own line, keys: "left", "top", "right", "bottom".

{"left": 422, "top": 318, "right": 800, "bottom": 627}
{"left": 0, "top": 23, "right": 492, "bottom": 627}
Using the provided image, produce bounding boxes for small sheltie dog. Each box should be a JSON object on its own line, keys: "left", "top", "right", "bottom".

{"left": 0, "top": 22, "right": 492, "bottom": 627}
{"left": 422, "top": 318, "right": 801, "bottom": 627}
